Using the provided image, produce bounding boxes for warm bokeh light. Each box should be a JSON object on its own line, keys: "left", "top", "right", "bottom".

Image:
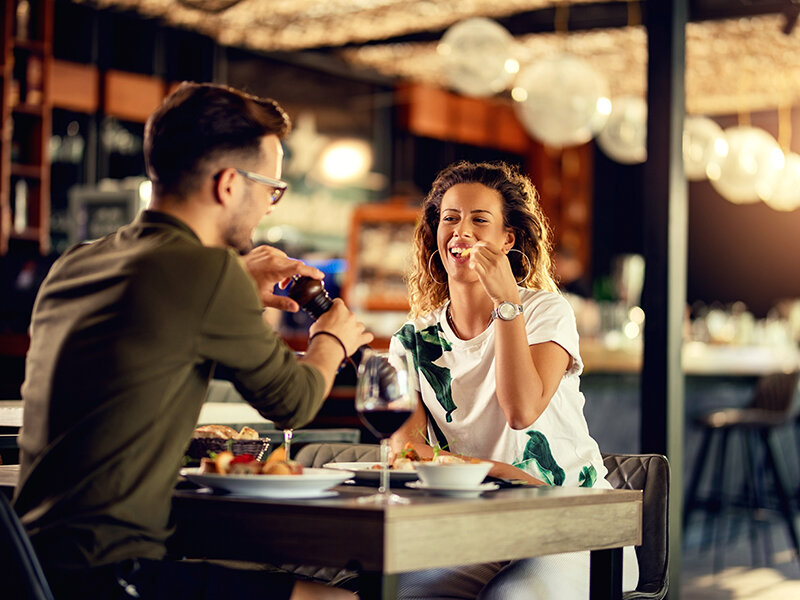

{"left": 139, "top": 179, "right": 152, "bottom": 209}
{"left": 596, "top": 97, "right": 612, "bottom": 116}
{"left": 318, "top": 139, "right": 373, "bottom": 183}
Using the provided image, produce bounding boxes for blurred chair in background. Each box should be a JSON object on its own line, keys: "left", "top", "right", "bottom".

{"left": 683, "top": 370, "right": 800, "bottom": 572}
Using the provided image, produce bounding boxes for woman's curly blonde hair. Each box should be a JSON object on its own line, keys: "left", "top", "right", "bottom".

{"left": 407, "top": 161, "right": 558, "bottom": 319}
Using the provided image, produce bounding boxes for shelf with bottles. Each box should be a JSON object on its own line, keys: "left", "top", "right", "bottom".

{"left": 0, "top": 0, "right": 51, "bottom": 256}
{"left": 8, "top": 174, "right": 45, "bottom": 242}
{"left": 343, "top": 200, "right": 419, "bottom": 312}
{"left": 9, "top": 109, "right": 45, "bottom": 167}
{"left": 10, "top": 44, "right": 45, "bottom": 110}
{"left": 12, "top": 0, "right": 49, "bottom": 45}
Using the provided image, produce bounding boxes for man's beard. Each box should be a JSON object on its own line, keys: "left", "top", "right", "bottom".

{"left": 222, "top": 189, "right": 256, "bottom": 255}
{"left": 225, "top": 225, "right": 254, "bottom": 255}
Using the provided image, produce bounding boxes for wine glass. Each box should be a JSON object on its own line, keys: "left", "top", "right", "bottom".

{"left": 355, "top": 348, "right": 417, "bottom": 504}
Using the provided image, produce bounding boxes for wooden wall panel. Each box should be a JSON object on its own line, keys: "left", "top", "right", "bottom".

{"left": 104, "top": 70, "right": 165, "bottom": 122}
{"left": 399, "top": 83, "right": 452, "bottom": 141}
{"left": 398, "top": 83, "right": 532, "bottom": 153}
{"left": 50, "top": 59, "right": 99, "bottom": 113}
{"left": 455, "top": 96, "right": 490, "bottom": 147}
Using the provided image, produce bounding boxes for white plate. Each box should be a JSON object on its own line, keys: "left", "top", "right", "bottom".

{"left": 181, "top": 467, "right": 354, "bottom": 499}
{"left": 322, "top": 462, "right": 419, "bottom": 482}
{"left": 405, "top": 481, "right": 499, "bottom": 498}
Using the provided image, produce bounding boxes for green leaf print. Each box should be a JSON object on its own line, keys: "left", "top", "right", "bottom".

{"left": 579, "top": 464, "right": 597, "bottom": 488}
{"left": 514, "top": 430, "right": 565, "bottom": 486}
{"left": 394, "top": 323, "right": 457, "bottom": 422}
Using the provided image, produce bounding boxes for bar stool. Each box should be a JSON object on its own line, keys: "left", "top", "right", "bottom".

{"left": 683, "top": 370, "right": 800, "bottom": 571}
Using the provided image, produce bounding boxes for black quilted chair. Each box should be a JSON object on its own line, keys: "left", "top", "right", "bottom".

{"left": 300, "top": 444, "right": 670, "bottom": 599}
{"left": 295, "top": 442, "right": 380, "bottom": 467}
{"left": 683, "top": 370, "right": 800, "bottom": 571}
{"left": 0, "top": 491, "right": 55, "bottom": 600}
{"left": 603, "top": 453, "right": 671, "bottom": 600}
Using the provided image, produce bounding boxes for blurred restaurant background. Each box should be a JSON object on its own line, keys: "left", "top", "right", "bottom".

{"left": 1, "top": 0, "right": 800, "bottom": 596}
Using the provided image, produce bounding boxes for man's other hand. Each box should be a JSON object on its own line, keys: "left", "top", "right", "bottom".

{"left": 241, "top": 245, "right": 324, "bottom": 311}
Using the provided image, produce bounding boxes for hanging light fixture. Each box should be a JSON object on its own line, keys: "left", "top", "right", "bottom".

{"left": 706, "top": 126, "right": 783, "bottom": 204}
{"left": 513, "top": 54, "right": 610, "bottom": 148}
{"left": 758, "top": 102, "right": 800, "bottom": 211}
{"left": 511, "top": 2, "right": 610, "bottom": 148}
{"left": 437, "top": 18, "right": 518, "bottom": 98}
{"left": 683, "top": 116, "right": 725, "bottom": 181}
{"left": 597, "top": 95, "right": 647, "bottom": 164}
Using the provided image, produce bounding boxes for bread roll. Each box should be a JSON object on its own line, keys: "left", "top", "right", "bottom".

{"left": 194, "top": 424, "right": 239, "bottom": 439}
{"left": 236, "top": 426, "right": 259, "bottom": 440}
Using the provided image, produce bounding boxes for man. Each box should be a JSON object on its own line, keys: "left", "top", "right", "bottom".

{"left": 14, "top": 82, "right": 371, "bottom": 599}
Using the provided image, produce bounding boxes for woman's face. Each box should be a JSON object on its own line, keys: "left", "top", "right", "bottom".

{"left": 437, "top": 182, "right": 514, "bottom": 283}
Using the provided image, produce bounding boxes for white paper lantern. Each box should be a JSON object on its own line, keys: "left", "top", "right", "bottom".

{"left": 683, "top": 116, "right": 724, "bottom": 181}
{"left": 759, "top": 151, "right": 800, "bottom": 212}
{"left": 438, "top": 18, "right": 517, "bottom": 98}
{"left": 597, "top": 96, "right": 647, "bottom": 164}
{"left": 512, "top": 53, "right": 610, "bottom": 148}
{"left": 706, "top": 126, "right": 782, "bottom": 204}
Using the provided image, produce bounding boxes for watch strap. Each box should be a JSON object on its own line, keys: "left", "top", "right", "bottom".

{"left": 492, "top": 301, "right": 524, "bottom": 321}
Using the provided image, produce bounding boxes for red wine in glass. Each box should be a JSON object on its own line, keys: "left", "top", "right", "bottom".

{"left": 355, "top": 348, "right": 417, "bottom": 504}
{"left": 358, "top": 408, "right": 413, "bottom": 440}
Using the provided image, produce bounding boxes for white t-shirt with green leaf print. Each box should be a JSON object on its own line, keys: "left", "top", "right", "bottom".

{"left": 390, "top": 287, "right": 610, "bottom": 489}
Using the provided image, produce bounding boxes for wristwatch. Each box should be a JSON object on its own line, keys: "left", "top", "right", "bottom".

{"left": 491, "top": 301, "right": 524, "bottom": 321}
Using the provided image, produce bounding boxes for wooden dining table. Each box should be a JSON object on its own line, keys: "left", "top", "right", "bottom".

{"left": 170, "top": 482, "right": 642, "bottom": 600}
{"left": 1, "top": 466, "right": 642, "bottom": 599}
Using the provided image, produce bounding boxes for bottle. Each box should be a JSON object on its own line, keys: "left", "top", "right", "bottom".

{"left": 16, "top": 0, "right": 30, "bottom": 41}
{"left": 14, "top": 179, "right": 28, "bottom": 233}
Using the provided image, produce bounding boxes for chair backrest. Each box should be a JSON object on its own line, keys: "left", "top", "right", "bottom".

{"left": 0, "top": 492, "right": 55, "bottom": 600}
{"left": 751, "top": 370, "right": 800, "bottom": 413}
{"left": 295, "top": 442, "right": 380, "bottom": 467}
{"left": 603, "top": 453, "right": 670, "bottom": 600}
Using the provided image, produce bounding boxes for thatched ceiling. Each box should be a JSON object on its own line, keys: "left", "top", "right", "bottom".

{"left": 76, "top": 0, "right": 800, "bottom": 115}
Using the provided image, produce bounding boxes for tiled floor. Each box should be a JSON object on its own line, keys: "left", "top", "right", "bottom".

{"left": 681, "top": 515, "right": 800, "bottom": 599}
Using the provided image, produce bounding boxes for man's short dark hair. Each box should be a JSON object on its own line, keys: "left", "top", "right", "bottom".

{"left": 144, "top": 82, "right": 291, "bottom": 197}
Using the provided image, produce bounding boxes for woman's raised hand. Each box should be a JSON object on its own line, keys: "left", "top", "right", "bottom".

{"left": 468, "top": 241, "right": 520, "bottom": 304}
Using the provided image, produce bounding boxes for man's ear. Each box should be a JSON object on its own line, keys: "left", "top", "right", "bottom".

{"left": 213, "top": 168, "right": 237, "bottom": 206}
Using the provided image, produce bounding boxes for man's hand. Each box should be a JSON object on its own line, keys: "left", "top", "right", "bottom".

{"left": 241, "top": 245, "right": 324, "bottom": 311}
{"left": 309, "top": 298, "right": 373, "bottom": 357}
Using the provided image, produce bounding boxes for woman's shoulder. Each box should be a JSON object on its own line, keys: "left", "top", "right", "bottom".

{"left": 520, "top": 288, "right": 572, "bottom": 313}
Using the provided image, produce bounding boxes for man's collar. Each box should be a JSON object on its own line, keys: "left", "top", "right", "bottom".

{"left": 136, "top": 210, "right": 202, "bottom": 242}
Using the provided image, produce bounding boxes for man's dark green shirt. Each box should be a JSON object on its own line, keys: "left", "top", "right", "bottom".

{"left": 14, "top": 211, "right": 325, "bottom": 570}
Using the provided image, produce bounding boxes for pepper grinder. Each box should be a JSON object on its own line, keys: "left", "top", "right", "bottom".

{"left": 287, "top": 275, "right": 365, "bottom": 366}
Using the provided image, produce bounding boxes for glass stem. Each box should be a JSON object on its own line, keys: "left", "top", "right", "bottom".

{"left": 379, "top": 438, "right": 390, "bottom": 495}
{"left": 284, "top": 428, "right": 293, "bottom": 461}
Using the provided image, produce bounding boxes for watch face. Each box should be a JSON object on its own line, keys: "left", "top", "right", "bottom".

{"left": 498, "top": 302, "right": 519, "bottom": 320}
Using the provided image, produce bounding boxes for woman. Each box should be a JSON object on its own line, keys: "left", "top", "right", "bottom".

{"left": 388, "top": 161, "right": 638, "bottom": 599}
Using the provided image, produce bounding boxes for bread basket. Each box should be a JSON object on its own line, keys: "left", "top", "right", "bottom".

{"left": 184, "top": 437, "right": 271, "bottom": 463}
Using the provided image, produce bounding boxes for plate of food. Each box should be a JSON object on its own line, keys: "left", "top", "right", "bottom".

{"left": 322, "top": 462, "right": 419, "bottom": 482}
{"left": 181, "top": 451, "right": 353, "bottom": 498}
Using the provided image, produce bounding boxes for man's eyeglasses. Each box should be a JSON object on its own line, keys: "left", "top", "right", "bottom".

{"left": 234, "top": 169, "right": 288, "bottom": 205}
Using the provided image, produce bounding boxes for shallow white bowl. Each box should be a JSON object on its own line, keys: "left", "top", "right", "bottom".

{"left": 414, "top": 461, "right": 492, "bottom": 488}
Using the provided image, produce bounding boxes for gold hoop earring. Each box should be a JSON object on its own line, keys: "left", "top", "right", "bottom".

{"left": 508, "top": 248, "right": 532, "bottom": 285}
{"left": 427, "top": 250, "right": 446, "bottom": 285}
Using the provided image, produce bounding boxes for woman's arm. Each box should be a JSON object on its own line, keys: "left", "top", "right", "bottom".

{"left": 469, "top": 242, "right": 570, "bottom": 430}
{"left": 494, "top": 324, "right": 570, "bottom": 429}
{"left": 389, "top": 400, "right": 429, "bottom": 456}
